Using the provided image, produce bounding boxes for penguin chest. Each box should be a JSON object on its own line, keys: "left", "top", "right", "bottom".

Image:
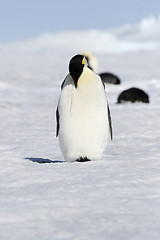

{"left": 70, "top": 90, "right": 104, "bottom": 129}
{"left": 66, "top": 86, "right": 108, "bottom": 145}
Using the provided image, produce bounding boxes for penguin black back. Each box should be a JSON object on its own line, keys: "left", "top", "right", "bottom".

{"left": 99, "top": 72, "right": 121, "bottom": 85}
{"left": 117, "top": 87, "right": 149, "bottom": 103}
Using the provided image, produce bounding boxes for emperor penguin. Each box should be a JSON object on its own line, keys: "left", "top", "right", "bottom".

{"left": 56, "top": 54, "right": 112, "bottom": 162}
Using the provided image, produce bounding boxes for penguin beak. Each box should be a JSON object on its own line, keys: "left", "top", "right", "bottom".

{"left": 82, "top": 57, "right": 85, "bottom": 65}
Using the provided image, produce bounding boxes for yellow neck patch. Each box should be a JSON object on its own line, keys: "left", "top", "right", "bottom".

{"left": 78, "top": 67, "right": 95, "bottom": 87}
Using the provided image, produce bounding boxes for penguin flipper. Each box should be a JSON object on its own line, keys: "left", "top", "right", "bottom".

{"left": 107, "top": 103, "right": 113, "bottom": 140}
{"left": 61, "top": 79, "right": 65, "bottom": 89}
{"left": 56, "top": 107, "right": 60, "bottom": 137}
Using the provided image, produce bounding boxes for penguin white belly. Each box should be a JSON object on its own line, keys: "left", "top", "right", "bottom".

{"left": 58, "top": 77, "right": 109, "bottom": 162}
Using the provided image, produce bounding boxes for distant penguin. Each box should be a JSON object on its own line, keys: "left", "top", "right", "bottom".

{"left": 56, "top": 54, "right": 112, "bottom": 162}
{"left": 100, "top": 72, "right": 121, "bottom": 85}
{"left": 80, "top": 52, "right": 98, "bottom": 73}
{"left": 117, "top": 87, "right": 149, "bottom": 103}
{"left": 81, "top": 52, "right": 121, "bottom": 85}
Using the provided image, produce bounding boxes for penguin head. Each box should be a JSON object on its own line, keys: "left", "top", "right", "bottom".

{"left": 69, "top": 54, "right": 87, "bottom": 88}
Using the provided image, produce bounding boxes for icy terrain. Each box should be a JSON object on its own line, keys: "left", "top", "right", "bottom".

{"left": 0, "top": 15, "right": 160, "bottom": 239}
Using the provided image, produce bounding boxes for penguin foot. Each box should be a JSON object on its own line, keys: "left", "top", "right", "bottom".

{"left": 76, "top": 157, "right": 91, "bottom": 162}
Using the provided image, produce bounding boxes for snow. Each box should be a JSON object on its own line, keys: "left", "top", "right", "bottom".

{"left": 0, "top": 15, "right": 160, "bottom": 239}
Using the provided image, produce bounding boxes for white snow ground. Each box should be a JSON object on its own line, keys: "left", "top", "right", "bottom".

{"left": 0, "top": 15, "right": 160, "bottom": 239}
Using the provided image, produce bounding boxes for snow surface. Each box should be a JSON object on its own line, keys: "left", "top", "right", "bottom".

{"left": 0, "top": 15, "right": 160, "bottom": 239}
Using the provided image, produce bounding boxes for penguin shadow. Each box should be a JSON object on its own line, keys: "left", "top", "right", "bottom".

{"left": 24, "top": 157, "right": 64, "bottom": 164}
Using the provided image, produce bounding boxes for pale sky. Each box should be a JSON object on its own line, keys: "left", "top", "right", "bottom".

{"left": 0, "top": 0, "right": 160, "bottom": 42}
